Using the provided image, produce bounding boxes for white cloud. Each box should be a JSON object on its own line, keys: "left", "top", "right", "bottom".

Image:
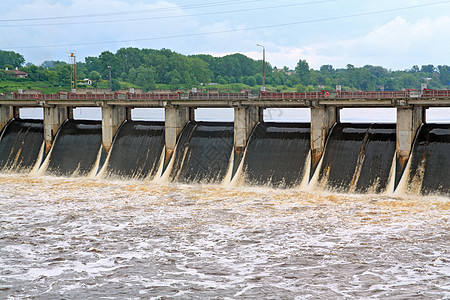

{"left": 235, "top": 16, "right": 450, "bottom": 70}
{"left": 2, "top": 0, "right": 450, "bottom": 71}
{"left": 2, "top": 0, "right": 199, "bottom": 63}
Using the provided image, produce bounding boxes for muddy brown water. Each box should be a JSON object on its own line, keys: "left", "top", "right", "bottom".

{"left": 0, "top": 174, "right": 448, "bottom": 299}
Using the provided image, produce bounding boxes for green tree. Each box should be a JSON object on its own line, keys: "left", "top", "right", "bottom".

{"left": 358, "top": 68, "right": 376, "bottom": 90}
{"left": 47, "top": 71, "right": 58, "bottom": 86}
{"left": 217, "top": 75, "right": 227, "bottom": 84}
{"left": 41, "top": 60, "right": 66, "bottom": 69}
{"left": 128, "top": 68, "right": 137, "bottom": 83}
{"left": 255, "top": 74, "right": 263, "bottom": 85}
{"left": 410, "top": 65, "right": 419, "bottom": 73}
{"left": 320, "top": 64, "right": 334, "bottom": 76}
{"left": 116, "top": 47, "right": 144, "bottom": 73}
{"left": 438, "top": 65, "right": 450, "bottom": 86}
{"left": 169, "top": 70, "right": 182, "bottom": 85}
{"left": 23, "top": 64, "right": 46, "bottom": 81}
{"left": 85, "top": 56, "right": 100, "bottom": 73}
{"left": 363, "top": 65, "right": 387, "bottom": 78}
{"left": 76, "top": 62, "right": 88, "bottom": 80}
{"left": 98, "top": 51, "right": 121, "bottom": 78}
{"left": 135, "top": 66, "right": 156, "bottom": 90}
{"left": 421, "top": 64, "right": 435, "bottom": 73}
{"left": 398, "top": 73, "right": 420, "bottom": 89}
{"left": 295, "top": 59, "right": 311, "bottom": 84}
{"left": 120, "top": 72, "right": 128, "bottom": 81}
{"left": 56, "top": 65, "right": 70, "bottom": 84}
{"left": 89, "top": 71, "right": 101, "bottom": 87}
{"left": 188, "top": 57, "right": 212, "bottom": 84}
{"left": 0, "top": 50, "right": 25, "bottom": 68}
{"left": 272, "top": 71, "right": 285, "bottom": 86}
{"left": 89, "top": 71, "right": 101, "bottom": 81}
{"left": 111, "top": 78, "right": 121, "bottom": 91}
{"left": 245, "top": 76, "right": 257, "bottom": 86}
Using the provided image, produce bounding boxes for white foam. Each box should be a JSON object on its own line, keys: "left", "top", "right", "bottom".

{"left": 0, "top": 174, "right": 448, "bottom": 299}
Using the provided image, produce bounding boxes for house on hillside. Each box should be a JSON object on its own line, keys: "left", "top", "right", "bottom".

{"left": 272, "top": 67, "right": 294, "bottom": 76}
{"left": 5, "top": 67, "right": 28, "bottom": 78}
{"left": 81, "top": 78, "right": 92, "bottom": 86}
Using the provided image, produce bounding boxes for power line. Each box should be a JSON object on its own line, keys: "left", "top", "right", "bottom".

{"left": 0, "top": 0, "right": 334, "bottom": 27}
{"left": 0, "top": 0, "right": 260, "bottom": 22}
{"left": 5, "top": 0, "right": 450, "bottom": 50}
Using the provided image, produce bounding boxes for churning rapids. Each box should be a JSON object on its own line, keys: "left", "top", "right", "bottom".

{"left": 0, "top": 174, "right": 448, "bottom": 299}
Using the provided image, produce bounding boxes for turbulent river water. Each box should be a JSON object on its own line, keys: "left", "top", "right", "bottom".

{"left": 0, "top": 174, "right": 448, "bottom": 299}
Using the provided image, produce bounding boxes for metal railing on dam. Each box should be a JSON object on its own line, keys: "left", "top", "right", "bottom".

{"left": 1, "top": 89, "right": 450, "bottom": 108}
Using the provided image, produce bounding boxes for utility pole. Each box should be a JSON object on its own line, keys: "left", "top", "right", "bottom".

{"left": 256, "top": 44, "right": 265, "bottom": 91}
{"left": 107, "top": 66, "right": 112, "bottom": 90}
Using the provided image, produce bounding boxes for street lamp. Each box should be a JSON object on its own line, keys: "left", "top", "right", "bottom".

{"left": 107, "top": 66, "right": 112, "bottom": 90}
{"left": 256, "top": 44, "right": 265, "bottom": 91}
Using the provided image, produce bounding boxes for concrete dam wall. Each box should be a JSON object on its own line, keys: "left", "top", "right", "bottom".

{"left": 0, "top": 117, "right": 448, "bottom": 196}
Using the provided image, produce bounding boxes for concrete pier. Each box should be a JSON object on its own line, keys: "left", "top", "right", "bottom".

{"left": 13, "top": 107, "right": 20, "bottom": 119}
{"left": 310, "top": 106, "right": 339, "bottom": 177}
{"left": 43, "top": 107, "right": 68, "bottom": 153}
{"left": 234, "top": 107, "right": 261, "bottom": 153}
{"left": 164, "top": 107, "right": 192, "bottom": 168}
{"left": 395, "top": 106, "right": 424, "bottom": 186}
{"left": 0, "top": 105, "right": 13, "bottom": 132}
{"left": 101, "top": 106, "right": 127, "bottom": 153}
{"left": 233, "top": 106, "right": 261, "bottom": 173}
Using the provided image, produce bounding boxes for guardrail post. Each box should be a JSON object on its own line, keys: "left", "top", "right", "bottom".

{"left": 310, "top": 106, "right": 339, "bottom": 178}
{"left": 164, "top": 107, "right": 192, "bottom": 169}
{"left": 101, "top": 105, "right": 127, "bottom": 153}
{"left": 44, "top": 107, "right": 68, "bottom": 154}
{"left": 395, "top": 106, "right": 424, "bottom": 188}
{"left": 0, "top": 105, "right": 14, "bottom": 132}
{"left": 233, "top": 106, "right": 261, "bottom": 175}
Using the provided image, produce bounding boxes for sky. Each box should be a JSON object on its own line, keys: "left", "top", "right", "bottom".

{"left": 1, "top": 0, "right": 450, "bottom": 70}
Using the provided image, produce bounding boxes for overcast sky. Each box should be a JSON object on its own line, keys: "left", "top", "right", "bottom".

{"left": 2, "top": 0, "right": 450, "bottom": 70}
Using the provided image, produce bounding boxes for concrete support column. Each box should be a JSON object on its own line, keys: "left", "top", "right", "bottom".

{"left": 67, "top": 107, "right": 74, "bottom": 120}
{"left": 102, "top": 106, "right": 127, "bottom": 153}
{"left": 164, "top": 106, "right": 192, "bottom": 167}
{"left": 44, "top": 106, "right": 68, "bottom": 153}
{"left": 0, "top": 105, "right": 13, "bottom": 130}
{"left": 0, "top": 105, "right": 14, "bottom": 132}
{"left": 234, "top": 106, "right": 260, "bottom": 150}
{"left": 395, "top": 106, "right": 424, "bottom": 186}
{"left": 310, "top": 106, "right": 339, "bottom": 177}
{"left": 126, "top": 107, "right": 132, "bottom": 120}
{"left": 13, "top": 107, "right": 20, "bottom": 119}
{"left": 233, "top": 106, "right": 261, "bottom": 174}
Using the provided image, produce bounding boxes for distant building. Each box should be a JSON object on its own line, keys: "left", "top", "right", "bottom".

{"left": 82, "top": 78, "right": 92, "bottom": 86}
{"left": 5, "top": 67, "right": 28, "bottom": 78}
{"left": 272, "top": 67, "right": 294, "bottom": 76}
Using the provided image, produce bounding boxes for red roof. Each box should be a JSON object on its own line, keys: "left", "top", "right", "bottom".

{"left": 6, "top": 69, "right": 28, "bottom": 76}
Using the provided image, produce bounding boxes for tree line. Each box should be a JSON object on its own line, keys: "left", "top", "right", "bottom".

{"left": 1, "top": 48, "right": 449, "bottom": 92}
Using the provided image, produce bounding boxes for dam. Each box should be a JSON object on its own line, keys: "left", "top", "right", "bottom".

{"left": 0, "top": 89, "right": 449, "bottom": 195}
